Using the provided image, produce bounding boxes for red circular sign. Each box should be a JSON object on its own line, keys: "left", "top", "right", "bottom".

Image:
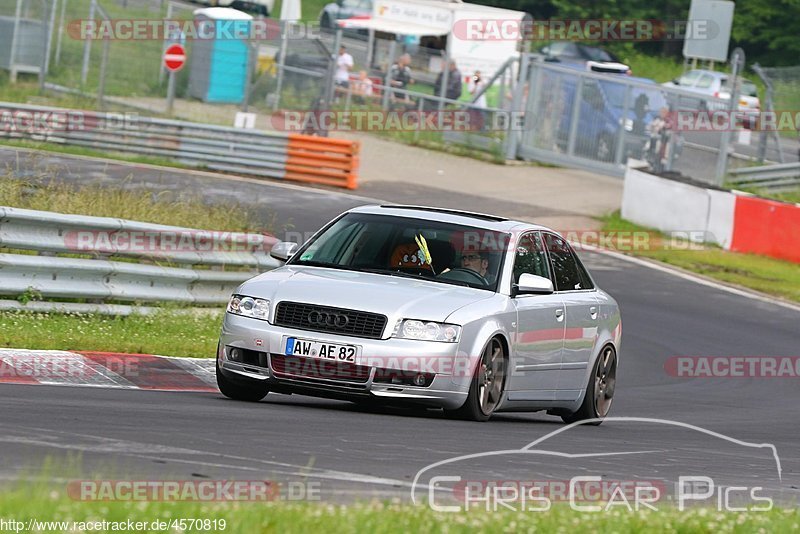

{"left": 163, "top": 44, "right": 186, "bottom": 72}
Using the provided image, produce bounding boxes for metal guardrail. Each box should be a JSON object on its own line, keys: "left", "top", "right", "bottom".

{"left": 0, "top": 206, "right": 281, "bottom": 312}
{"left": 0, "top": 102, "right": 360, "bottom": 189}
{"left": 728, "top": 162, "right": 800, "bottom": 192}
{"left": 0, "top": 206, "right": 279, "bottom": 268}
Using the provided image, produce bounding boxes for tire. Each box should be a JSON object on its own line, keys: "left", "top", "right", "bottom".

{"left": 447, "top": 337, "right": 506, "bottom": 422}
{"left": 561, "top": 345, "right": 617, "bottom": 425}
{"left": 216, "top": 363, "right": 270, "bottom": 402}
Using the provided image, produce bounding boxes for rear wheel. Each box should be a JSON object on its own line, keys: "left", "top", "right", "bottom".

{"left": 447, "top": 338, "right": 506, "bottom": 422}
{"left": 561, "top": 345, "right": 616, "bottom": 425}
{"left": 216, "top": 363, "right": 270, "bottom": 402}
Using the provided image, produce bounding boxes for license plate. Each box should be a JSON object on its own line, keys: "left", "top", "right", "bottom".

{"left": 285, "top": 337, "right": 357, "bottom": 363}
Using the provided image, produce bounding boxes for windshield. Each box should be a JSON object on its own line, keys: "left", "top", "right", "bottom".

{"left": 599, "top": 82, "right": 667, "bottom": 113}
{"left": 289, "top": 213, "right": 509, "bottom": 291}
{"left": 582, "top": 46, "right": 617, "bottom": 62}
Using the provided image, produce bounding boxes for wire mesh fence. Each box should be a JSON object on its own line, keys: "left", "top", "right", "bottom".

{"left": 753, "top": 64, "right": 800, "bottom": 164}
{"left": 3, "top": 0, "right": 789, "bottom": 181}
{"left": 0, "top": 0, "right": 55, "bottom": 82}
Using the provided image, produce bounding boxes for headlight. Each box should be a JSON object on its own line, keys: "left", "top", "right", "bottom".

{"left": 227, "top": 294, "right": 270, "bottom": 321}
{"left": 393, "top": 319, "right": 461, "bottom": 342}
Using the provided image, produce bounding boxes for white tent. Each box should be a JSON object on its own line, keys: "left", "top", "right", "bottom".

{"left": 339, "top": 0, "right": 527, "bottom": 77}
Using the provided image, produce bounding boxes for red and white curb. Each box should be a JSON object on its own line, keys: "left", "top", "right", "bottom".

{"left": 0, "top": 349, "right": 217, "bottom": 392}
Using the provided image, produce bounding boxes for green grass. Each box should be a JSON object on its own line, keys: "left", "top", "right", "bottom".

{"left": 619, "top": 51, "right": 684, "bottom": 83}
{"left": 601, "top": 211, "right": 800, "bottom": 303}
{"left": 728, "top": 186, "right": 800, "bottom": 205}
{"left": 0, "top": 139, "right": 200, "bottom": 171}
{"left": 0, "top": 310, "right": 221, "bottom": 358}
{"left": 0, "top": 173, "right": 259, "bottom": 232}
{"left": 1, "top": 479, "right": 798, "bottom": 534}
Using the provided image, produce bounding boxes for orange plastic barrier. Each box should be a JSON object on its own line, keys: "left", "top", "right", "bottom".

{"left": 730, "top": 196, "right": 800, "bottom": 263}
{"left": 286, "top": 134, "right": 360, "bottom": 190}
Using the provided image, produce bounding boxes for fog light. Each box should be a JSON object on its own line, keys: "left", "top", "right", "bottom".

{"left": 413, "top": 373, "right": 427, "bottom": 386}
{"left": 229, "top": 348, "right": 243, "bottom": 362}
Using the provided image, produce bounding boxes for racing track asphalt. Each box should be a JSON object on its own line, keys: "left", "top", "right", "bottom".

{"left": 0, "top": 148, "right": 798, "bottom": 504}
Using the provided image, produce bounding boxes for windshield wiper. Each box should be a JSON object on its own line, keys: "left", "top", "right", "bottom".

{"left": 355, "top": 268, "right": 432, "bottom": 280}
{"left": 292, "top": 260, "right": 349, "bottom": 270}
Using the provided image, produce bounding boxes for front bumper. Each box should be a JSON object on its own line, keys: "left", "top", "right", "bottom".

{"left": 218, "top": 313, "right": 470, "bottom": 410}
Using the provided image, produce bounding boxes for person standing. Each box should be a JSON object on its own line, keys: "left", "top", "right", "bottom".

{"left": 434, "top": 60, "right": 463, "bottom": 102}
{"left": 467, "top": 70, "right": 489, "bottom": 131}
{"left": 389, "top": 53, "right": 413, "bottom": 103}
{"left": 335, "top": 45, "right": 354, "bottom": 89}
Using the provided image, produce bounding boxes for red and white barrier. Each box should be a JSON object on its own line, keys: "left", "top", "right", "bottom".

{"left": 0, "top": 349, "right": 216, "bottom": 392}
{"left": 622, "top": 161, "right": 800, "bottom": 264}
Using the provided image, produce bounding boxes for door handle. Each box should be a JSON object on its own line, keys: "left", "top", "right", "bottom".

{"left": 555, "top": 308, "right": 564, "bottom": 321}
{"left": 589, "top": 306, "right": 598, "bottom": 319}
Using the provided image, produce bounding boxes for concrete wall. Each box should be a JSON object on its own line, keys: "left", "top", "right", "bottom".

{"left": 622, "top": 161, "right": 800, "bottom": 263}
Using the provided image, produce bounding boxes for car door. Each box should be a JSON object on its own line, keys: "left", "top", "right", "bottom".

{"left": 507, "top": 232, "right": 565, "bottom": 401}
{"left": 542, "top": 233, "right": 600, "bottom": 401}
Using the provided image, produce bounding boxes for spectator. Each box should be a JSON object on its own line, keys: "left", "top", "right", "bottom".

{"left": 389, "top": 53, "right": 413, "bottom": 102}
{"left": 434, "top": 60, "right": 463, "bottom": 102}
{"left": 467, "top": 70, "right": 489, "bottom": 131}
{"left": 467, "top": 70, "right": 487, "bottom": 108}
{"left": 353, "top": 70, "right": 374, "bottom": 105}
{"left": 335, "top": 45, "right": 354, "bottom": 90}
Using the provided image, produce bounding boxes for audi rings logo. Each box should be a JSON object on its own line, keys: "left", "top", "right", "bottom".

{"left": 308, "top": 310, "right": 350, "bottom": 328}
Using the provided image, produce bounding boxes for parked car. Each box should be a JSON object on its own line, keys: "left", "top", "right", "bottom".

{"left": 190, "top": 0, "right": 274, "bottom": 16}
{"left": 319, "top": 0, "right": 372, "bottom": 34}
{"left": 552, "top": 68, "right": 667, "bottom": 162}
{"left": 216, "top": 205, "right": 622, "bottom": 423}
{"left": 540, "top": 42, "right": 631, "bottom": 75}
{"left": 662, "top": 69, "right": 760, "bottom": 117}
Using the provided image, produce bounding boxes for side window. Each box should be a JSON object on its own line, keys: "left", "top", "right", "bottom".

{"left": 696, "top": 74, "right": 714, "bottom": 89}
{"left": 549, "top": 42, "right": 579, "bottom": 58}
{"left": 512, "top": 232, "right": 550, "bottom": 284}
{"left": 573, "top": 250, "right": 595, "bottom": 290}
{"left": 678, "top": 71, "right": 701, "bottom": 86}
{"left": 543, "top": 233, "right": 584, "bottom": 291}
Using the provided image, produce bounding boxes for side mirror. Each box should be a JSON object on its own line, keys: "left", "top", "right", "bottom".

{"left": 270, "top": 241, "right": 299, "bottom": 262}
{"left": 515, "top": 273, "right": 554, "bottom": 295}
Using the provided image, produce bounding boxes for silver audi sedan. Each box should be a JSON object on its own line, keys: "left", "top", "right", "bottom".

{"left": 216, "top": 205, "right": 621, "bottom": 423}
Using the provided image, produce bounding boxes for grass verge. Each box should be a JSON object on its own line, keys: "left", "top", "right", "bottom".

{"left": 601, "top": 211, "right": 800, "bottom": 303}
{"left": 1, "top": 480, "right": 798, "bottom": 534}
{"left": 0, "top": 171, "right": 261, "bottom": 232}
{"left": 728, "top": 186, "right": 800, "bottom": 205}
{"left": 0, "top": 310, "right": 221, "bottom": 358}
{"left": 1, "top": 139, "right": 201, "bottom": 173}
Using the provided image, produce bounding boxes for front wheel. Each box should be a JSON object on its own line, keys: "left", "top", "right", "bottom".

{"left": 561, "top": 345, "right": 617, "bottom": 425}
{"left": 216, "top": 364, "right": 270, "bottom": 402}
{"left": 447, "top": 338, "right": 506, "bottom": 422}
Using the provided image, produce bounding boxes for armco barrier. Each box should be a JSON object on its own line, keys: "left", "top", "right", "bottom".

{"left": 0, "top": 206, "right": 282, "bottom": 312}
{"left": 0, "top": 102, "right": 360, "bottom": 189}
{"left": 622, "top": 161, "right": 800, "bottom": 263}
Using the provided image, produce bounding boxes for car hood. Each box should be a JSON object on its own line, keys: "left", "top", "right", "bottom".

{"left": 240, "top": 266, "right": 494, "bottom": 323}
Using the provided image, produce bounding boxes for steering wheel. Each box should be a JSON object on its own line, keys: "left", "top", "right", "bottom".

{"left": 439, "top": 267, "right": 489, "bottom": 285}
